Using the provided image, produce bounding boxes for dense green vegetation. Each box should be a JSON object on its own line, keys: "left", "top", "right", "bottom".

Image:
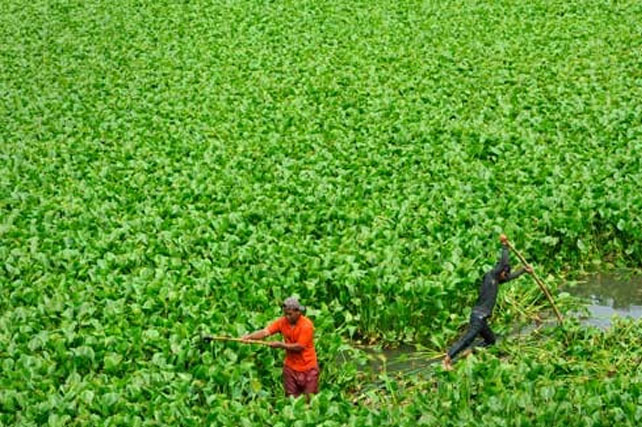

{"left": 1, "top": 0, "right": 641, "bottom": 424}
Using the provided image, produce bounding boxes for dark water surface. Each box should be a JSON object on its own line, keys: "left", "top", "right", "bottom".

{"left": 566, "top": 270, "right": 642, "bottom": 328}
{"left": 361, "top": 345, "right": 442, "bottom": 375}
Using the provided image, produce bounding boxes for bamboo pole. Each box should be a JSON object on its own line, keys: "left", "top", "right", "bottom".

{"left": 504, "top": 239, "right": 564, "bottom": 324}
{"left": 202, "top": 335, "right": 274, "bottom": 347}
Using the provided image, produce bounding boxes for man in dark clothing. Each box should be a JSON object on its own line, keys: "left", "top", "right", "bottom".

{"left": 442, "top": 235, "right": 532, "bottom": 370}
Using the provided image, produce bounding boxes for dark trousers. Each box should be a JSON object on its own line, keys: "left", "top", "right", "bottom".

{"left": 447, "top": 313, "right": 496, "bottom": 359}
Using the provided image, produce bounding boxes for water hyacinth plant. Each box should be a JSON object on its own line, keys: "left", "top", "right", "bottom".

{"left": 1, "top": 0, "right": 642, "bottom": 424}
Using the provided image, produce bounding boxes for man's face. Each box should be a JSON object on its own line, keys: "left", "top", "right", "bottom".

{"left": 284, "top": 308, "right": 301, "bottom": 325}
{"left": 498, "top": 269, "right": 508, "bottom": 282}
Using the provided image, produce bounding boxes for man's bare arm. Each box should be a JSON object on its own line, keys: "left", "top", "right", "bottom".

{"left": 270, "top": 342, "right": 305, "bottom": 352}
{"left": 243, "top": 328, "right": 271, "bottom": 340}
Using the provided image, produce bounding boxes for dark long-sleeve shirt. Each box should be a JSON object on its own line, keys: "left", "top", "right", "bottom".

{"left": 472, "top": 245, "right": 525, "bottom": 318}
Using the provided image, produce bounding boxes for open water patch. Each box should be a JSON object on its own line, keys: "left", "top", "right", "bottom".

{"left": 566, "top": 270, "right": 642, "bottom": 328}
{"left": 360, "top": 345, "right": 442, "bottom": 375}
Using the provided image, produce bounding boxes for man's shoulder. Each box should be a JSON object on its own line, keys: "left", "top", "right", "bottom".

{"left": 482, "top": 271, "right": 494, "bottom": 281}
{"left": 300, "top": 315, "right": 314, "bottom": 328}
{"left": 269, "top": 316, "right": 287, "bottom": 329}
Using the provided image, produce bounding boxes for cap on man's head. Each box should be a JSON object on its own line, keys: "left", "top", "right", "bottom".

{"left": 283, "top": 296, "right": 305, "bottom": 312}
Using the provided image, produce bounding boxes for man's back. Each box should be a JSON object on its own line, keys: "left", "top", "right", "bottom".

{"left": 473, "top": 271, "right": 499, "bottom": 318}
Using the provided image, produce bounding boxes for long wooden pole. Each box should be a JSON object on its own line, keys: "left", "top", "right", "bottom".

{"left": 203, "top": 335, "right": 274, "bottom": 347}
{"left": 504, "top": 240, "right": 564, "bottom": 324}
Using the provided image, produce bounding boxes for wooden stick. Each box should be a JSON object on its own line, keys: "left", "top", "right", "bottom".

{"left": 504, "top": 240, "right": 564, "bottom": 324}
{"left": 203, "top": 335, "right": 274, "bottom": 347}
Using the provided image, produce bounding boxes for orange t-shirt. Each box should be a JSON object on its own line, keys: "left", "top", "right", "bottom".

{"left": 266, "top": 315, "right": 318, "bottom": 372}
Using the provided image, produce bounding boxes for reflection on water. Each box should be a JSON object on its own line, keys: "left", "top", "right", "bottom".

{"left": 567, "top": 271, "right": 642, "bottom": 328}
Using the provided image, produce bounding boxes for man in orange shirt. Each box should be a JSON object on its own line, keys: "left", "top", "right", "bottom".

{"left": 243, "top": 297, "right": 319, "bottom": 398}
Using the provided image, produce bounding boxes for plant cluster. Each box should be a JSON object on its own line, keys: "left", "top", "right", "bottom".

{"left": 1, "top": 0, "right": 641, "bottom": 424}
